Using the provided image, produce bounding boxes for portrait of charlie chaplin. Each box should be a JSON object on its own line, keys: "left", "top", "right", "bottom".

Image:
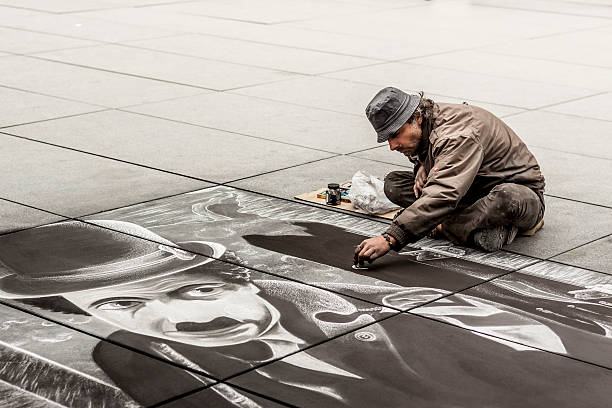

{"left": 2, "top": 215, "right": 606, "bottom": 408}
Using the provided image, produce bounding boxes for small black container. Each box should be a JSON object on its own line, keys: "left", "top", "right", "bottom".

{"left": 326, "top": 183, "right": 341, "bottom": 205}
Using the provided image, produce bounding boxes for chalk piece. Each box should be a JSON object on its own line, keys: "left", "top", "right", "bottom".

{"left": 352, "top": 264, "right": 369, "bottom": 270}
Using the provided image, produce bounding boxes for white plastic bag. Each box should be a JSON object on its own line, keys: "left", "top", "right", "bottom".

{"left": 349, "top": 170, "right": 400, "bottom": 214}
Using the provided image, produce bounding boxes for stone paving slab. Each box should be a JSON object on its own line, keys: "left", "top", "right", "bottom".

{"left": 4, "top": 110, "right": 333, "bottom": 183}
{"left": 503, "top": 110, "right": 612, "bottom": 160}
{"left": 0, "top": 199, "right": 64, "bottom": 234}
{"left": 230, "top": 312, "right": 612, "bottom": 408}
{"left": 327, "top": 62, "right": 597, "bottom": 110}
{"left": 408, "top": 50, "right": 612, "bottom": 91}
{"left": 0, "top": 56, "right": 204, "bottom": 107}
{"left": 0, "top": 0, "right": 121, "bottom": 13}
{"left": 288, "top": 3, "right": 605, "bottom": 45}
{"left": 529, "top": 146, "right": 612, "bottom": 207}
{"left": 147, "top": 0, "right": 379, "bottom": 25}
{"left": 507, "top": 196, "right": 612, "bottom": 259}
{"left": 0, "top": 5, "right": 41, "bottom": 20}
{"left": 411, "top": 260, "right": 612, "bottom": 368}
{"left": 229, "top": 156, "right": 397, "bottom": 200}
{"left": 76, "top": 7, "right": 450, "bottom": 60}
{"left": 348, "top": 145, "right": 415, "bottom": 168}
{"left": 472, "top": 0, "right": 612, "bottom": 18}
{"left": 35, "top": 44, "right": 295, "bottom": 91}
{"left": 552, "top": 235, "right": 612, "bottom": 275}
{"left": 545, "top": 92, "right": 612, "bottom": 123}
{"left": 127, "top": 92, "right": 374, "bottom": 153}
{"left": 0, "top": 133, "right": 209, "bottom": 217}
{"left": 233, "top": 76, "right": 526, "bottom": 118}
{"left": 0, "top": 86, "right": 100, "bottom": 128}
{"left": 1, "top": 12, "right": 180, "bottom": 42}
{"left": 125, "top": 34, "right": 378, "bottom": 75}
{"left": 0, "top": 302, "right": 219, "bottom": 407}
{"left": 0, "top": 26, "right": 98, "bottom": 55}
{"left": 479, "top": 26, "right": 612, "bottom": 68}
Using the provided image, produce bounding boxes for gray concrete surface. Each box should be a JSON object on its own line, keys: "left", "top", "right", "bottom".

{"left": 1, "top": 0, "right": 612, "bottom": 403}
{"left": 1, "top": 0, "right": 609, "bottom": 270}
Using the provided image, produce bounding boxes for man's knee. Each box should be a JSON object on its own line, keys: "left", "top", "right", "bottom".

{"left": 489, "top": 184, "right": 542, "bottom": 226}
{"left": 384, "top": 171, "right": 415, "bottom": 207}
{"left": 489, "top": 184, "right": 522, "bottom": 212}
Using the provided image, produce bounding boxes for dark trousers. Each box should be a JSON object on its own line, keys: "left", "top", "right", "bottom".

{"left": 384, "top": 171, "right": 545, "bottom": 245}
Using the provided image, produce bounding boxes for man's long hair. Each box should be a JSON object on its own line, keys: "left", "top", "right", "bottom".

{"left": 408, "top": 91, "right": 435, "bottom": 124}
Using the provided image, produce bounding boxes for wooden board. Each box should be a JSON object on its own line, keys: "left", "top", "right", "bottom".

{"left": 295, "top": 185, "right": 401, "bottom": 220}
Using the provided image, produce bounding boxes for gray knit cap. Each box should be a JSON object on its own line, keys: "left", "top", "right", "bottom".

{"left": 365, "top": 87, "right": 421, "bottom": 143}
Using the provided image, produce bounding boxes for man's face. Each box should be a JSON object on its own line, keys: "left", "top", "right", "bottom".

{"left": 387, "top": 115, "right": 423, "bottom": 157}
{"left": 63, "top": 269, "right": 279, "bottom": 347}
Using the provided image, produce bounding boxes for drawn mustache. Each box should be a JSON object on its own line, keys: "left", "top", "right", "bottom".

{"left": 176, "top": 317, "right": 246, "bottom": 332}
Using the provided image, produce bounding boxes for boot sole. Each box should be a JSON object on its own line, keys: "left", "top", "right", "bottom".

{"left": 520, "top": 219, "right": 544, "bottom": 236}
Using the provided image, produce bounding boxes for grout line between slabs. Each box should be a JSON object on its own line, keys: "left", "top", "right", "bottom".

{"left": 541, "top": 193, "right": 612, "bottom": 210}
{"left": 223, "top": 90, "right": 364, "bottom": 118}
{"left": 544, "top": 232, "right": 612, "bottom": 260}
{"left": 0, "top": 84, "right": 109, "bottom": 109}
{"left": 0, "top": 108, "right": 111, "bottom": 130}
{"left": 536, "top": 108, "right": 612, "bottom": 124}
{"left": 526, "top": 144, "right": 612, "bottom": 162}
{"left": 145, "top": 1, "right": 415, "bottom": 27}
{"left": 0, "top": 126, "right": 344, "bottom": 185}
{"left": 118, "top": 109, "right": 337, "bottom": 154}
{"left": 24, "top": 54, "right": 222, "bottom": 91}
{"left": 480, "top": 48, "right": 612, "bottom": 71}
{"left": 2, "top": 104, "right": 339, "bottom": 154}
{"left": 0, "top": 5, "right": 56, "bottom": 14}
{"left": 97, "top": 42, "right": 381, "bottom": 77}
{"left": 149, "top": 382, "right": 297, "bottom": 408}
{"left": 532, "top": 91, "right": 610, "bottom": 110}
{"left": 474, "top": 3, "right": 612, "bottom": 22}
{"left": 0, "top": 129, "right": 219, "bottom": 183}
{"left": 390, "top": 60, "right": 609, "bottom": 100}
{"left": 119, "top": 35, "right": 387, "bottom": 65}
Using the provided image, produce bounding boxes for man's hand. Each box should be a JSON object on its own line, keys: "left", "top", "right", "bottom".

{"left": 354, "top": 235, "right": 392, "bottom": 266}
{"left": 413, "top": 165, "right": 427, "bottom": 198}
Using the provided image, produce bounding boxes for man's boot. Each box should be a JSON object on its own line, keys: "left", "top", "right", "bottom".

{"left": 472, "top": 225, "right": 519, "bottom": 252}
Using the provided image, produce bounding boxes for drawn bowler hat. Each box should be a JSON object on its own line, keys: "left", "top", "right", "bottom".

{"left": 365, "top": 87, "right": 421, "bottom": 143}
{"left": 0, "top": 220, "right": 225, "bottom": 298}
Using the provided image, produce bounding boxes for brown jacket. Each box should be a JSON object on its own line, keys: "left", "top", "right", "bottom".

{"left": 386, "top": 102, "right": 545, "bottom": 248}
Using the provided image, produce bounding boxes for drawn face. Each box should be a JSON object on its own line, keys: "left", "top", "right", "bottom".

{"left": 63, "top": 269, "right": 280, "bottom": 347}
{"left": 387, "top": 115, "right": 423, "bottom": 157}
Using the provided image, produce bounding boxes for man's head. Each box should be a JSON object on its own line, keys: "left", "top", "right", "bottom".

{"left": 365, "top": 87, "right": 434, "bottom": 156}
{"left": 0, "top": 220, "right": 280, "bottom": 347}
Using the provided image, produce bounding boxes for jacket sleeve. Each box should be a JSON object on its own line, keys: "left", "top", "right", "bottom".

{"left": 386, "top": 133, "right": 484, "bottom": 248}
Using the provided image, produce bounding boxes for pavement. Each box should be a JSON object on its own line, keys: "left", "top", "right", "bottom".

{"left": 0, "top": 0, "right": 611, "bottom": 407}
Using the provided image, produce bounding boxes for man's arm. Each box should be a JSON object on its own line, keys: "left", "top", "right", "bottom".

{"left": 388, "top": 133, "right": 484, "bottom": 246}
{"left": 355, "top": 133, "right": 483, "bottom": 264}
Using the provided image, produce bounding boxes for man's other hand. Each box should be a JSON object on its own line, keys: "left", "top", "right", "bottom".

{"left": 414, "top": 165, "right": 427, "bottom": 198}
{"left": 354, "top": 235, "right": 391, "bottom": 266}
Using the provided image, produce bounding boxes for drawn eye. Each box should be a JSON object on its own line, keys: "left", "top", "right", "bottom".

{"left": 184, "top": 286, "right": 222, "bottom": 297}
{"left": 95, "top": 300, "right": 144, "bottom": 310}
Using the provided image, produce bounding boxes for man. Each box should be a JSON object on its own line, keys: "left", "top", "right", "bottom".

{"left": 355, "top": 87, "right": 545, "bottom": 265}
